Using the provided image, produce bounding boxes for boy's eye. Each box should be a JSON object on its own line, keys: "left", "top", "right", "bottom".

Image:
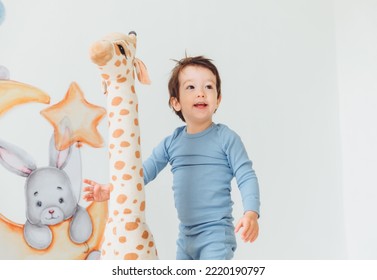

{"left": 205, "top": 85, "right": 213, "bottom": 89}
{"left": 186, "top": 85, "right": 195, "bottom": 90}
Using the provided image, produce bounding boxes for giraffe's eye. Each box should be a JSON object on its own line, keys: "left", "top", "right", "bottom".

{"left": 117, "top": 44, "right": 127, "bottom": 58}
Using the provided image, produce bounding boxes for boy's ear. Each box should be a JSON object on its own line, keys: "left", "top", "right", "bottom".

{"left": 170, "top": 97, "right": 181, "bottom": 112}
{"left": 216, "top": 95, "right": 222, "bottom": 108}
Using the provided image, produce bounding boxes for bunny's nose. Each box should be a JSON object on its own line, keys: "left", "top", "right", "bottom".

{"left": 49, "top": 210, "right": 55, "bottom": 215}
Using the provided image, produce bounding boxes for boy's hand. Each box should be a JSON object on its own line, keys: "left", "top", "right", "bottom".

{"left": 235, "top": 211, "right": 259, "bottom": 243}
{"left": 82, "top": 179, "right": 111, "bottom": 202}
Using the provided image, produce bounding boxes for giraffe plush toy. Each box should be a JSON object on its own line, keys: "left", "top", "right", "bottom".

{"left": 89, "top": 31, "right": 158, "bottom": 260}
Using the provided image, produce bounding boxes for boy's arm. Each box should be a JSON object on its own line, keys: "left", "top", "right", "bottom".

{"left": 223, "top": 128, "right": 260, "bottom": 216}
{"left": 222, "top": 127, "right": 260, "bottom": 242}
{"left": 143, "top": 137, "right": 170, "bottom": 185}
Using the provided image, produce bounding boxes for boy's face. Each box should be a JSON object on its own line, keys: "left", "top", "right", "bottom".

{"left": 171, "top": 65, "right": 221, "bottom": 127}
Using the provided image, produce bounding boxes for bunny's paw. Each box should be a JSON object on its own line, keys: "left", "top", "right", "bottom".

{"left": 23, "top": 222, "right": 52, "bottom": 250}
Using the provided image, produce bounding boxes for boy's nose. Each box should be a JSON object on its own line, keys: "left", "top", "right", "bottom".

{"left": 197, "top": 89, "right": 205, "bottom": 97}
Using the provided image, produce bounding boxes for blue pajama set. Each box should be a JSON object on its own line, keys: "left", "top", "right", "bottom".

{"left": 143, "top": 123, "right": 260, "bottom": 260}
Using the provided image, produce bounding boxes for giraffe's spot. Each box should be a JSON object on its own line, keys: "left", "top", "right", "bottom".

{"left": 142, "top": 230, "right": 149, "bottom": 239}
{"left": 136, "top": 245, "right": 144, "bottom": 250}
{"left": 107, "top": 217, "right": 113, "bottom": 223}
{"left": 124, "top": 253, "right": 138, "bottom": 260}
{"left": 138, "top": 136, "right": 141, "bottom": 145}
{"left": 131, "top": 85, "right": 136, "bottom": 94}
{"left": 122, "top": 174, "right": 132, "bottom": 180}
{"left": 140, "top": 201, "right": 146, "bottom": 211}
{"left": 115, "top": 85, "right": 120, "bottom": 90}
{"left": 114, "top": 60, "right": 121, "bottom": 67}
{"left": 119, "top": 236, "right": 127, "bottom": 243}
{"left": 148, "top": 241, "right": 154, "bottom": 248}
{"left": 114, "top": 251, "right": 119, "bottom": 256}
{"left": 102, "top": 249, "right": 106, "bottom": 256}
{"left": 109, "top": 112, "right": 114, "bottom": 118}
{"left": 122, "top": 59, "right": 127, "bottom": 65}
{"left": 137, "top": 183, "right": 143, "bottom": 191}
{"left": 113, "top": 210, "right": 119, "bottom": 216}
{"left": 115, "top": 161, "right": 125, "bottom": 170}
{"left": 116, "top": 194, "right": 127, "bottom": 204}
{"left": 131, "top": 165, "right": 136, "bottom": 170}
{"left": 120, "top": 109, "right": 130, "bottom": 115}
{"left": 113, "top": 129, "right": 124, "bottom": 138}
{"left": 120, "top": 141, "right": 130, "bottom": 147}
{"left": 126, "top": 222, "right": 139, "bottom": 231}
{"left": 112, "top": 227, "right": 117, "bottom": 235}
{"left": 106, "top": 81, "right": 112, "bottom": 87}
{"left": 133, "top": 199, "right": 138, "bottom": 204}
{"left": 112, "top": 96, "right": 123, "bottom": 106}
{"left": 101, "top": 74, "right": 110, "bottom": 80}
{"left": 109, "top": 144, "right": 115, "bottom": 149}
{"left": 118, "top": 118, "right": 122, "bottom": 122}
{"left": 135, "top": 151, "right": 141, "bottom": 158}
{"left": 134, "top": 118, "right": 139, "bottom": 126}
{"left": 126, "top": 69, "right": 130, "bottom": 75}
{"left": 136, "top": 104, "right": 139, "bottom": 113}
{"left": 123, "top": 208, "right": 132, "bottom": 214}
{"left": 129, "top": 100, "right": 134, "bottom": 105}
{"left": 130, "top": 133, "right": 135, "bottom": 137}
{"left": 135, "top": 218, "right": 141, "bottom": 223}
{"left": 139, "top": 168, "right": 144, "bottom": 177}
{"left": 112, "top": 175, "right": 117, "bottom": 181}
{"left": 117, "top": 77, "right": 127, "bottom": 83}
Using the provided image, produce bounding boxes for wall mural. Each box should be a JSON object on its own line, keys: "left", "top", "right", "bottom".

{"left": 0, "top": 4, "right": 155, "bottom": 259}
{"left": 0, "top": 81, "right": 108, "bottom": 259}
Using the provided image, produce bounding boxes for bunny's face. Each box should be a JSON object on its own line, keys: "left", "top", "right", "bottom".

{"left": 25, "top": 167, "right": 76, "bottom": 226}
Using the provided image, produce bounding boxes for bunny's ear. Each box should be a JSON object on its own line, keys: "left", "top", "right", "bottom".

{"left": 63, "top": 141, "right": 82, "bottom": 203}
{"left": 49, "top": 119, "right": 72, "bottom": 169}
{"left": 0, "top": 139, "right": 36, "bottom": 177}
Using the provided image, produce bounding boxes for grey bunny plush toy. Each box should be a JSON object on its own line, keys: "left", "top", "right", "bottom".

{"left": 0, "top": 135, "right": 93, "bottom": 250}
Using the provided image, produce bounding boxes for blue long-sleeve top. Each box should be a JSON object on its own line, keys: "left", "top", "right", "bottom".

{"left": 143, "top": 123, "right": 260, "bottom": 226}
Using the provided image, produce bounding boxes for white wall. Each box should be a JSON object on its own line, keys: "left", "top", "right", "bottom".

{"left": 335, "top": 0, "right": 377, "bottom": 259}
{"left": 0, "top": 0, "right": 363, "bottom": 259}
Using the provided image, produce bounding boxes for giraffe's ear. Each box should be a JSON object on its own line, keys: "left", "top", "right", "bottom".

{"left": 134, "top": 58, "right": 151, "bottom": 85}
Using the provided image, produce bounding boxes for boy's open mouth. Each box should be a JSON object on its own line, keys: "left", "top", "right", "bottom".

{"left": 194, "top": 102, "right": 207, "bottom": 108}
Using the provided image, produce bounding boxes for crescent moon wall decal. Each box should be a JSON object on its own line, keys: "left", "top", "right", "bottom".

{"left": 0, "top": 80, "right": 50, "bottom": 117}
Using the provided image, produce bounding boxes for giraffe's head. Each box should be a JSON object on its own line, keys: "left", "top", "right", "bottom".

{"left": 89, "top": 31, "right": 150, "bottom": 94}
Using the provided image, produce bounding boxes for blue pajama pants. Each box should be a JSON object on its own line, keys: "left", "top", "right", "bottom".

{"left": 176, "top": 221, "right": 237, "bottom": 260}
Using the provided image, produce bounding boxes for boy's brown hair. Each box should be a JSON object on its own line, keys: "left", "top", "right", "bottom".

{"left": 168, "top": 56, "right": 222, "bottom": 122}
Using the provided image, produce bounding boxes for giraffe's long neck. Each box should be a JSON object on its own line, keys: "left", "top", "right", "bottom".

{"left": 94, "top": 37, "right": 158, "bottom": 259}
{"left": 106, "top": 79, "right": 146, "bottom": 223}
